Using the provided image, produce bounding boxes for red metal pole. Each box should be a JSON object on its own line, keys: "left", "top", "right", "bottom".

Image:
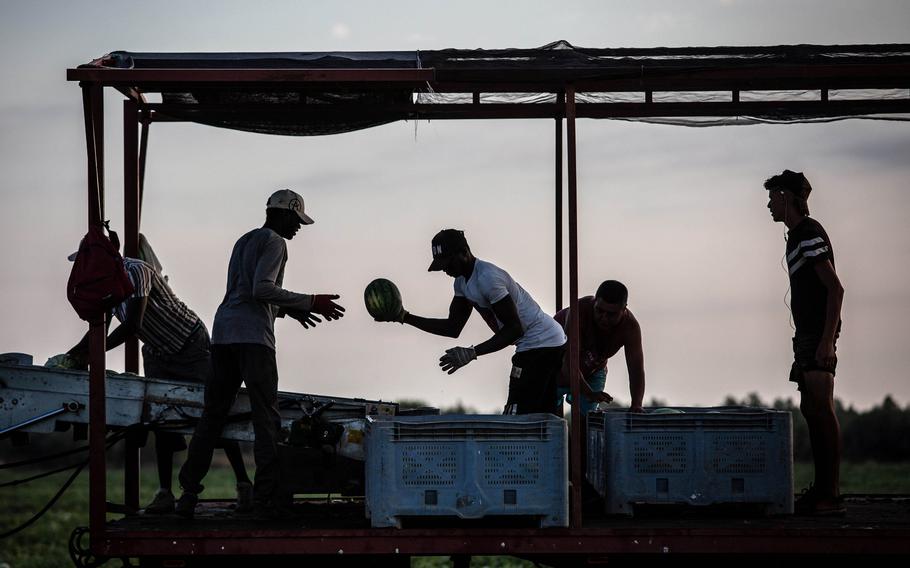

{"left": 81, "top": 82, "right": 108, "bottom": 549}
{"left": 565, "top": 85, "right": 582, "bottom": 528}
{"left": 555, "top": 91, "right": 564, "bottom": 312}
{"left": 138, "top": 114, "right": 149, "bottom": 226}
{"left": 123, "top": 100, "right": 141, "bottom": 512}
{"left": 123, "top": 101, "right": 140, "bottom": 371}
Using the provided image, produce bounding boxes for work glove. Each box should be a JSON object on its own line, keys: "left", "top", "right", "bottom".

{"left": 311, "top": 294, "right": 345, "bottom": 321}
{"left": 439, "top": 346, "right": 477, "bottom": 375}
{"left": 287, "top": 309, "right": 322, "bottom": 329}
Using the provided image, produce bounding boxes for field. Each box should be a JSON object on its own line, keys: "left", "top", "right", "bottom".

{"left": 2, "top": 461, "right": 909, "bottom": 568}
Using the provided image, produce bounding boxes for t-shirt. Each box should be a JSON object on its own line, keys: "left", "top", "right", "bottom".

{"left": 786, "top": 217, "right": 839, "bottom": 336}
{"left": 453, "top": 259, "right": 565, "bottom": 353}
{"left": 115, "top": 258, "right": 201, "bottom": 356}
{"left": 554, "top": 296, "right": 640, "bottom": 379}
{"left": 212, "top": 227, "right": 314, "bottom": 349}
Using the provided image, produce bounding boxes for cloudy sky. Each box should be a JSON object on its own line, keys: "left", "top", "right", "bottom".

{"left": 1, "top": 1, "right": 908, "bottom": 412}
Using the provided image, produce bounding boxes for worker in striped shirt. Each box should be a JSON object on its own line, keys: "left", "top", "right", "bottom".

{"left": 766, "top": 169, "right": 845, "bottom": 516}
{"left": 67, "top": 251, "right": 253, "bottom": 515}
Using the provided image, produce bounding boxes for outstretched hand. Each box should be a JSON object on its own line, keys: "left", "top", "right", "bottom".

{"left": 374, "top": 306, "right": 408, "bottom": 323}
{"left": 287, "top": 309, "right": 322, "bottom": 329}
{"left": 312, "top": 294, "right": 345, "bottom": 321}
{"left": 439, "top": 346, "right": 477, "bottom": 375}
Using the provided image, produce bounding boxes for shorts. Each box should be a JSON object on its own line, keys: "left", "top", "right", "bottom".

{"left": 142, "top": 323, "right": 211, "bottom": 453}
{"left": 503, "top": 345, "right": 565, "bottom": 416}
{"left": 789, "top": 333, "right": 837, "bottom": 388}
{"left": 142, "top": 323, "right": 212, "bottom": 384}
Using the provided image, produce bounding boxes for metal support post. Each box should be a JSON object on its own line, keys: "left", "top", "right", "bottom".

{"left": 123, "top": 100, "right": 141, "bottom": 511}
{"left": 81, "top": 82, "right": 108, "bottom": 549}
{"left": 565, "top": 85, "right": 582, "bottom": 528}
{"left": 555, "top": 91, "right": 564, "bottom": 312}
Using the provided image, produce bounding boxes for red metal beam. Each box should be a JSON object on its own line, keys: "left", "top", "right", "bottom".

{"left": 565, "top": 86, "right": 582, "bottom": 529}
{"left": 96, "top": 528, "right": 910, "bottom": 557}
{"left": 124, "top": 100, "right": 140, "bottom": 370}
{"left": 139, "top": 99, "right": 910, "bottom": 124}
{"left": 123, "top": 100, "right": 141, "bottom": 512}
{"left": 81, "top": 82, "right": 108, "bottom": 552}
{"left": 65, "top": 63, "right": 910, "bottom": 94}
{"left": 429, "top": 62, "right": 910, "bottom": 92}
{"left": 138, "top": 115, "right": 149, "bottom": 226}
{"left": 554, "top": 91, "right": 564, "bottom": 312}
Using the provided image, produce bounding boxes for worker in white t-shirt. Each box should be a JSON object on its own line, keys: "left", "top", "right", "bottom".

{"left": 376, "top": 229, "right": 566, "bottom": 415}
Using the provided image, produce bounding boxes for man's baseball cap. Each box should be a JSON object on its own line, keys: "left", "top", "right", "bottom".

{"left": 267, "top": 189, "right": 314, "bottom": 225}
{"left": 765, "top": 169, "right": 812, "bottom": 200}
{"left": 428, "top": 229, "right": 468, "bottom": 272}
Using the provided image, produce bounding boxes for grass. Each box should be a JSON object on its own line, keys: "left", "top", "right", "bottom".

{"left": 793, "top": 460, "right": 910, "bottom": 493}
{"left": 2, "top": 461, "right": 910, "bottom": 568}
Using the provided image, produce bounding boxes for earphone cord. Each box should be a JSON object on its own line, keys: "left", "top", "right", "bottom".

{"left": 781, "top": 196, "right": 795, "bottom": 331}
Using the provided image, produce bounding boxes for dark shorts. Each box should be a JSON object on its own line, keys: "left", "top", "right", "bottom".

{"left": 142, "top": 323, "right": 212, "bottom": 384}
{"left": 143, "top": 324, "right": 211, "bottom": 453}
{"left": 503, "top": 344, "right": 565, "bottom": 416}
{"left": 790, "top": 333, "right": 838, "bottom": 388}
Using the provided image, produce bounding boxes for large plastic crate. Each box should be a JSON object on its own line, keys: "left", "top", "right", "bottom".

{"left": 586, "top": 406, "right": 793, "bottom": 516}
{"left": 365, "top": 413, "right": 567, "bottom": 528}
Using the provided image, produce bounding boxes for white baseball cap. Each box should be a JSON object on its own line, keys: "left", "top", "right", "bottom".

{"left": 267, "top": 189, "right": 314, "bottom": 225}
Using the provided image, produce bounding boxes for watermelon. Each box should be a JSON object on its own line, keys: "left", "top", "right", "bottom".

{"left": 364, "top": 278, "right": 403, "bottom": 320}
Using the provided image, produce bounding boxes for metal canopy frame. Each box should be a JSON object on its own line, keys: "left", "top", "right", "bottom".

{"left": 66, "top": 43, "right": 910, "bottom": 559}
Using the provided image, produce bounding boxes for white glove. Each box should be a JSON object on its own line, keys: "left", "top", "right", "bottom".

{"left": 439, "top": 346, "right": 477, "bottom": 375}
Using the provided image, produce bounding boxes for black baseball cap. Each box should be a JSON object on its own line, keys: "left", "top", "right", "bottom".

{"left": 428, "top": 229, "right": 469, "bottom": 272}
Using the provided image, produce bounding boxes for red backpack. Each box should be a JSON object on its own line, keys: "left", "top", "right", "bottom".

{"left": 67, "top": 223, "right": 135, "bottom": 321}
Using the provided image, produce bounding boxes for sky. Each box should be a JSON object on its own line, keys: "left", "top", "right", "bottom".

{"left": 1, "top": 1, "right": 909, "bottom": 413}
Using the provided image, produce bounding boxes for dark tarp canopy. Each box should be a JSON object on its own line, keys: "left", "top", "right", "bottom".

{"left": 76, "top": 41, "right": 910, "bottom": 134}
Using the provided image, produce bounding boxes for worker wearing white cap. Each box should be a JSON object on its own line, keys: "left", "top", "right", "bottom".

{"left": 176, "top": 189, "right": 344, "bottom": 520}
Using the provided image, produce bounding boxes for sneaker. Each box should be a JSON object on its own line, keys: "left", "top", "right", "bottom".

{"left": 235, "top": 482, "right": 254, "bottom": 513}
{"left": 812, "top": 497, "right": 847, "bottom": 516}
{"left": 175, "top": 492, "right": 198, "bottom": 520}
{"left": 144, "top": 489, "right": 175, "bottom": 515}
{"left": 795, "top": 484, "right": 846, "bottom": 516}
{"left": 794, "top": 484, "right": 819, "bottom": 515}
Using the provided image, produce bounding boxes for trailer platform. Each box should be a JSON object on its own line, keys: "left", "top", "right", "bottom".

{"left": 98, "top": 495, "right": 910, "bottom": 562}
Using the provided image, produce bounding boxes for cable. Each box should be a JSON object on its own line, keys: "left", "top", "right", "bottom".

{"left": 0, "top": 427, "right": 132, "bottom": 540}
{"left": 1, "top": 419, "right": 175, "bottom": 470}
{"left": 0, "top": 443, "right": 92, "bottom": 470}
{"left": 0, "top": 454, "right": 87, "bottom": 539}
{"left": 0, "top": 461, "right": 83, "bottom": 488}
{"left": 781, "top": 248, "right": 795, "bottom": 331}
{"left": 780, "top": 197, "right": 795, "bottom": 332}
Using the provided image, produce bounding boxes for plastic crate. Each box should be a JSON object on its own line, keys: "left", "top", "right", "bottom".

{"left": 586, "top": 406, "right": 793, "bottom": 516}
{"left": 365, "top": 413, "right": 567, "bottom": 528}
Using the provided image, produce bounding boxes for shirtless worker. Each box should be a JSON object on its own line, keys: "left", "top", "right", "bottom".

{"left": 554, "top": 280, "right": 645, "bottom": 415}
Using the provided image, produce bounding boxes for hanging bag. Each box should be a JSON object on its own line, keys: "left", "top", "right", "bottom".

{"left": 66, "top": 222, "right": 134, "bottom": 321}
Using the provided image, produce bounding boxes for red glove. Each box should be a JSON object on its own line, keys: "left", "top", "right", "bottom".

{"left": 311, "top": 294, "right": 345, "bottom": 321}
